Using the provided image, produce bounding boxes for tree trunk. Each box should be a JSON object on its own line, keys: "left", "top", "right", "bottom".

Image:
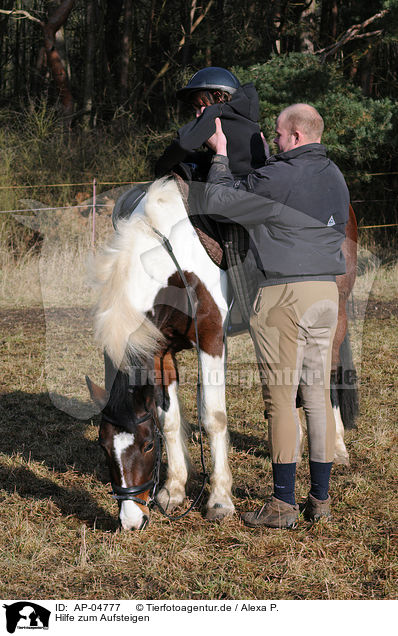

{"left": 181, "top": 0, "right": 197, "bottom": 68}
{"left": 0, "top": 0, "right": 14, "bottom": 97}
{"left": 275, "top": 1, "right": 291, "bottom": 54}
{"left": 320, "top": 0, "right": 339, "bottom": 47}
{"left": 300, "top": 0, "right": 317, "bottom": 53}
{"left": 274, "top": 0, "right": 282, "bottom": 53}
{"left": 120, "top": 0, "right": 133, "bottom": 104}
{"left": 205, "top": 19, "right": 212, "bottom": 66}
{"left": 104, "top": 0, "right": 123, "bottom": 108}
{"left": 13, "top": 7, "right": 20, "bottom": 100}
{"left": 361, "top": 49, "right": 374, "bottom": 96}
{"left": 82, "top": 0, "right": 96, "bottom": 128}
{"left": 42, "top": 0, "right": 76, "bottom": 125}
{"left": 135, "top": 0, "right": 156, "bottom": 99}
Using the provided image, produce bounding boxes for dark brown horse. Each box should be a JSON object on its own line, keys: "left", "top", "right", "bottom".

{"left": 331, "top": 205, "right": 359, "bottom": 463}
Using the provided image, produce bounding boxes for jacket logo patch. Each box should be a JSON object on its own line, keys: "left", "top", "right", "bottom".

{"left": 327, "top": 215, "right": 336, "bottom": 226}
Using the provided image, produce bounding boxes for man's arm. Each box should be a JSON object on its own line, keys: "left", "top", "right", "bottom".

{"left": 203, "top": 118, "right": 279, "bottom": 226}
{"left": 205, "top": 117, "right": 235, "bottom": 187}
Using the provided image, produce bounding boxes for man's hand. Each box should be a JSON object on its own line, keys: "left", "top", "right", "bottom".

{"left": 206, "top": 117, "right": 227, "bottom": 156}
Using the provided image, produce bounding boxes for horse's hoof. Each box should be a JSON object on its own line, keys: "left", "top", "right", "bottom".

{"left": 206, "top": 504, "right": 235, "bottom": 521}
{"left": 156, "top": 487, "right": 185, "bottom": 512}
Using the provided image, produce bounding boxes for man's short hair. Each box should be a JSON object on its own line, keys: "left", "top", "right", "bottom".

{"left": 280, "top": 104, "right": 324, "bottom": 141}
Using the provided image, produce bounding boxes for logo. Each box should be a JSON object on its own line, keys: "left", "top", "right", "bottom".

{"left": 3, "top": 603, "right": 50, "bottom": 634}
{"left": 327, "top": 215, "right": 336, "bottom": 226}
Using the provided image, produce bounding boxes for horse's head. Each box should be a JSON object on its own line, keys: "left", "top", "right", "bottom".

{"left": 86, "top": 368, "right": 163, "bottom": 531}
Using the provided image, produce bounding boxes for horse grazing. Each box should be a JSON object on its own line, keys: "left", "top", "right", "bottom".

{"left": 87, "top": 176, "right": 357, "bottom": 530}
{"left": 87, "top": 177, "right": 232, "bottom": 530}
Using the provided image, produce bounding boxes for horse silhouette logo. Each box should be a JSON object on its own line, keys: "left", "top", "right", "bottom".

{"left": 3, "top": 602, "right": 50, "bottom": 633}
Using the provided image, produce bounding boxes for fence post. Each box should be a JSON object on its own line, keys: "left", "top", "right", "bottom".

{"left": 92, "top": 178, "right": 96, "bottom": 248}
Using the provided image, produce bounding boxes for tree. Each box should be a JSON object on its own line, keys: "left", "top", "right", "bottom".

{"left": 82, "top": 0, "right": 96, "bottom": 128}
{"left": 1, "top": 1, "right": 76, "bottom": 122}
{"left": 0, "top": 1, "right": 397, "bottom": 121}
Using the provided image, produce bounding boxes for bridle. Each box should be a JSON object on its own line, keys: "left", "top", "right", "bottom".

{"left": 103, "top": 410, "right": 161, "bottom": 507}
{"left": 105, "top": 408, "right": 209, "bottom": 522}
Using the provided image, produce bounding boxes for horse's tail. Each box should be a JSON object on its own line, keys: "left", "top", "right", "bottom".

{"left": 330, "top": 331, "right": 359, "bottom": 430}
{"left": 88, "top": 218, "right": 165, "bottom": 370}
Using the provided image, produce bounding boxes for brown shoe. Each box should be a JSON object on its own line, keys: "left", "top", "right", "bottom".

{"left": 241, "top": 496, "right": 299, "bottom": 529}
{"left": 303, "top": 493, "right": 331, "bottom": 521}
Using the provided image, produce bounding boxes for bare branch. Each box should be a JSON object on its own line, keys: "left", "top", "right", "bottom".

{"left": 144, "top": 0, "right": 215, "bottom": 98}
{"left": 316, "top": 9, "right": 389, "bottom": 61}
{"left": 0, "top": 8, "right": 43, "bottom": 26}
{"left": 348, "top": 30, "right": 384, "bottom": 42}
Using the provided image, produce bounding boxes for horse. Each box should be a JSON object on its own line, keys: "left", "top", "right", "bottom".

{"left": 86, "top": 176, "right": 358, "bottom": 530}
{"left": 330, "top": 205, "right": 358, "bottom": 462}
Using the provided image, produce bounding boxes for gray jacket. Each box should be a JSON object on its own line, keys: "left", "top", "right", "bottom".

{"left": 202, "top": 144, "right": 349, "bottom": 288}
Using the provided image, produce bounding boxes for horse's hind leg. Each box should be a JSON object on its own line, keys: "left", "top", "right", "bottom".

{"left": 332, "top": 403, "right": 350, "bottom": 465}
{"left": 200, "top": 349, "right": 234, "bottom": 521}
{"left": 331, "top": 285, "right": 356, "bottom": 465}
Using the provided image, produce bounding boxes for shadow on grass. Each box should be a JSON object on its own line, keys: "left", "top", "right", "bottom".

{"left": 229, "top": 428, "right": 270, "bottom": 459}
{"left": 0, "top": 390, "right": 117, "bottom": 530}
{"left": 0, "top": 464, "right": 117, "bottom": 531}
{"left": 0, "top": 391, "right": 273, "bottom": 525}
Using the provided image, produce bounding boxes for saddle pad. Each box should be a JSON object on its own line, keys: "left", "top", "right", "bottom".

{"left": 172, "top": 172, "right": 227, "bottom": 270}
{"left": 173, "top": 172, "right": 257, "bottom": 322}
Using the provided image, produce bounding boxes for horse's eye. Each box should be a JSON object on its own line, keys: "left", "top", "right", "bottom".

{"left": 144, "top": 442, "right": 154, "bottom": 453}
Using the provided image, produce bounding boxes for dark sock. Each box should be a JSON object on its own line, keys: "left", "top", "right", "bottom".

{"left": 309, "top": 461, "right": 333, "bottom": 501}
{"left": 272, "top": 462, "right": 296, "bottom": 505}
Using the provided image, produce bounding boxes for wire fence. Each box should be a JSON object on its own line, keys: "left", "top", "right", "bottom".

{"left": 1, "top": 178, "right": 397, "bottom": 247}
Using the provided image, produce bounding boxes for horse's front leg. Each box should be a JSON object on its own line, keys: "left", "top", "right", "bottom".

{"left": 200, "top": 349, "right": 234, "bottom": 521}
{"left": 156, "top": 356, "right": 189, "bottom": 512}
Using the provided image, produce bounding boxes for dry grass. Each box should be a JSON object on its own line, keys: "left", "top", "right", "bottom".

{"left": 0, "top": 231, "right": 397, "bottom": 599}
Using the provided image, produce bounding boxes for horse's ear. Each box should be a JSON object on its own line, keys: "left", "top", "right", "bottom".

{"left": 86, "top": 376, "right": 109, "bottom": 410}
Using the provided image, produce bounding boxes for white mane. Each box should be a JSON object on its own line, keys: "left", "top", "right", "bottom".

{"left": 89, "top": 178, "right": 186, "bottom": 370}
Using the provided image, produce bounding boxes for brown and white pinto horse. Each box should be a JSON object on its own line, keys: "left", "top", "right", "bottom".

{"left": 87, "top": 177, "right": 357, "bottom": 530}
{"left": 88, "top": 177, "right": 232, "bottom": 530}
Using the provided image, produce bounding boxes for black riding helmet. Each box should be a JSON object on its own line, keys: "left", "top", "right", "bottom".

{"left": 176, "top": 67, "right": 241, "bottom": 103}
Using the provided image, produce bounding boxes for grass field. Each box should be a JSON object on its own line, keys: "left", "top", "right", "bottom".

{"left": 0, "top": 225, "right": 397, "bottom": 600}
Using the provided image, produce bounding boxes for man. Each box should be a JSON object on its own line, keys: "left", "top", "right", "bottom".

{"left": 202, "top": 103, "right": 349, "bottom": 528}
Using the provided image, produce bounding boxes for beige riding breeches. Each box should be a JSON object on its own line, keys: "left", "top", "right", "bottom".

{"left": 249, "top": 281, "right": 339, "bottom": 464}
